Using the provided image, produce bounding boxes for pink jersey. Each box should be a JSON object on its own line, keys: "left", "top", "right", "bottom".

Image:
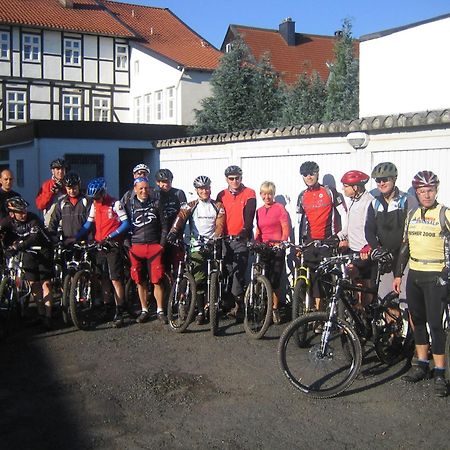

{"left": 255, "top": 203, "right": 290, "bottom": 243}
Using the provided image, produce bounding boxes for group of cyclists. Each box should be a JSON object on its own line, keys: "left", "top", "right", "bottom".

{"left": 0, "top": 156, "right": 448, "bottom": 398}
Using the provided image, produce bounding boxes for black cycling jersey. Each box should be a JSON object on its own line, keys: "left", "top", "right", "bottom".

{"left": 154, "top": 187, "right": 187, "bottom": 228}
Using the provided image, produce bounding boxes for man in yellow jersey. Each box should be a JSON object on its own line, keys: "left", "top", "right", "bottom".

{"left": 393, "top": 170, "right": 449, "bottom": 397}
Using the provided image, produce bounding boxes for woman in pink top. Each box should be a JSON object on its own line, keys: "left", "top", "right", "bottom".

{"left": 255, "top": 181, "right": 290, "bottom": 324}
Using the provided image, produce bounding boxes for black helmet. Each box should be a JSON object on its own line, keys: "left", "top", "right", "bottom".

{"left": 155, "top": 169, "right": 173, "bottom": 182}
{"left": 63, "top": 172, "right": 81, "bottom": 187}
{"left": 224, "top": 165, "right": 242, "bottom": 177}
{"left": 371, "top": 162, "right": 398, "bottom": 179}
{"left": 300, "top": 161, "right": 319, "bottom": 176}
{"left": 50, "top": 158, "right": 67, "bottom": 169}
{"left": 193, "top": 175, "right": 211, "bottom": 188}
{"left": 7, "top": 196, "right": 29, "bottom": 212}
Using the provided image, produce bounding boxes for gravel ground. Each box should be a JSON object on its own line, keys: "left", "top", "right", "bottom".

{"left": 1, "top": 309, "right": 448, "bottom": 450}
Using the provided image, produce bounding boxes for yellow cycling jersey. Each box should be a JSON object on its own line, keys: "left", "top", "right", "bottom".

{"left": 407, "top": 204, "right": 450, "bottom": 272}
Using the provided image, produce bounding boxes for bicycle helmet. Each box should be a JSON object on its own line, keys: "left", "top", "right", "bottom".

{"left": 87, "top": 177, "right": 106, "bottom": 199}
{"left": 132, "top": 163, "right": 150, "bottom": 175}
{"left": 341, "top": 170, "right": 370, "bottom": 186}
{"left": 224, "top": 165, "right": 243, "bottom": 177}
{"left": 50, "top": 158, "right": 67, "bottom": 169}
{"left": 155, "top": 168, "right": 173, "bottom": 182}
{"left": 193, "top": 175, "right": 211, "bottom": 188}
{"left": 63, "top": 172, "right": 81, "bottom": 187}
{"left": 412, "top": 170, "right": 440, "bottom": 189}
{"left": 299, "top": 161, "right": 319, "bottom": 176}
{"left": 7, "top": 196, "right": 29, "bottom": 212}
{"left": 371, "top": 162, "right": 398, "bottom": 179}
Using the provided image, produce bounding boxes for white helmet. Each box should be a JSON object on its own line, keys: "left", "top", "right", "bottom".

{"left": 133, "top": 163, "right": 150, "bottom": 174}
{"left": 193, "top": 175, "right": 211, "bottom": 188}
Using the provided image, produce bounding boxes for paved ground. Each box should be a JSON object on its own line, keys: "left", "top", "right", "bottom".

{"left": 1, "top": 309, "right": 448, "bottom": 450}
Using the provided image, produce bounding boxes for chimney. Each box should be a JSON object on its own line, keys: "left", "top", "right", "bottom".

{"left": 59, "top": 0, "right": 74, "bottom": 8}
{"left": 279, "top": 17, "right": 295, "bottom": 46}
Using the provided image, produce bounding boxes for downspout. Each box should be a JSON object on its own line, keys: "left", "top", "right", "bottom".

{"left": 175, "top": 65, "right": 185, "bottom": 125}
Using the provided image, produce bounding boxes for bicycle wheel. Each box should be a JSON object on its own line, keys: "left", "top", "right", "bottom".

{"left": 209, "top": 272, "right": 219, "bottom": 336}
{"left": 278, "top": 311, "right": 362, "bottom": 399}
{"left": 0, "top": 277, "right": 17, "bottom": 338}
{"left": 292, "top": 279, "right": 315, "bottom": 346}
{"left": 244, "top": 275, "right": 273, "bottom": 339}
{"left": 373, "top": 304, "right": 414, "bottom": 366}
{"left": 124, "top": 278, "right": 139, "bottom": 316}
{"left": 167, "top": 272, "right": 196, "bottom": 333}
{"left": 61, "top": 274, "right": 72, "bottom": 325}
{"left": 70, "top": 270, "right": 94, "bottom": 330}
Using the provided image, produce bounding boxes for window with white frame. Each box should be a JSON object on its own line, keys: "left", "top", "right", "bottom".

{"left": 62, "top": 94, "right": 81, "bottom": 121}
{"left": 134, "top": 96, "right": 141, "bottom": 123}
{"left": 0, "top": 31, "right": 10, "bottom": 60}
{"left": 6, "top": 91, "right": 26, "bottom": 122}
{"left": 64, "top": 38, "right": 81, "bottom": 66}
{"left": 22, "top": 34, "right": 41, "bottom": 62}
{"left": 115, "top": 44, "right": 128, "bottom": 70}
{"left": 134, "top": 60, "right": 139, "bottom": 75}
{"left": 166, "top": 87, "right": 175, "bottom": 119}
{"left": 93, "top": 97, "right": 110, "bottom": 122}
{"left": 155, "top": 90, "right": 163, "bottom": 121}
{"left": 144, "top": 94, "right": 151, "bottom": 123}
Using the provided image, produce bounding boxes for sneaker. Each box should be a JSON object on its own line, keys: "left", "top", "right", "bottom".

{"left": 272, "top": 309, "right": 281, "bottom": 325}
{"left": 112, "top": 312, "right": 123, "bottom": 328}
{"left": 157, "top": 311, "right": 168, "bottom": 324}
{"left": 195, "top": 313, "right": 205, "bottom": 325}
{"left": 136, "top": 310, "right": 150, "bottom": 324}
{"left": 434, "top": 374, "right": 448, "bottom": 398}
{"left": 401, "top": 364, "right": 430, "bottom": 383}
{"left": 314, "top": 322, "right": 324, "bottom": 334}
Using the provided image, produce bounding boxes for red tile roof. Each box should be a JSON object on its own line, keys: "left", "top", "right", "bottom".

{"left": 104, "top": 1, "right": 222, "bottom": 71}
{"left": 0, "top": 0, "right": 222, "bottom": 71}
{"left": 0, "top": 0, "right": 136, "bottom": 37}
{"left": 225, "top": 25, "right": 355, "bottom": 85}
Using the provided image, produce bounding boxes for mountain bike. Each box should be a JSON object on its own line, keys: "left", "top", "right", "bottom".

{"left": 278, "top": 251, "right": 413, "bottom": 399}
{"left": 243, "top": 241, "right": 273, "bottom": 339}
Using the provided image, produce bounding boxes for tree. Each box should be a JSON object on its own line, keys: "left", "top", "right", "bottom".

{"left": 324, "top": 18, "right": 359, "bottom": 121}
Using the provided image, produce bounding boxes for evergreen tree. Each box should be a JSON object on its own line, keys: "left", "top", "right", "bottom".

{"left": 324, "top": 18, "right": 359, "bottom": 121}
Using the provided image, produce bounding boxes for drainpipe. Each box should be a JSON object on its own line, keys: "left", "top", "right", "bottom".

{"left": 176, "top": 65, "right": 185, "bottom": 125}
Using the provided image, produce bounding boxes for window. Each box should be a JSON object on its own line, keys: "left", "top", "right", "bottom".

{"left": 155, "top": 90, "right": 162, "bottom": 121}
{"left": 115, "top": 44, "right": 128, "bottom": 70}
{"left": 134, "top": 60, "right": 139, "bottom": 75}
{"left": 65, "top": 154, "right": 104, "bottom": 188}
{"left": 134, "top": 96, "right": 141, "bottom": 123}
{"left": 225, "top": 43, "right": 233, "bottom": 53}
{"left": 7, "top": 91, "right": 26, "bottom": 122}
{"left": 22, "top": 34, "right": 40, "bottom": 62}
{"left": 0, "top": 31, "right": 10, "bottom": 60}
{"left": 166, "top": 87, "right": 175, "bottom": 119}
{"left": 93, "top": 97, "right": 110, "bottom": 122}
{"left": 64, "top": 38, "right": 81, "bottom": 66}
{"left": 16, "top": 160, "right": 24, "bottom": 188}
{"left": 144, "top": 94, "right": 151, "bottom": 122}
{"left": 62, "top": 94, "right": 81, "bottom": 121}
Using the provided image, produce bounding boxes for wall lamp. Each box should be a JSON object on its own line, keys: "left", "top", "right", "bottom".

{"left": 346, "top": 132, "right": 369, "bottom": 150}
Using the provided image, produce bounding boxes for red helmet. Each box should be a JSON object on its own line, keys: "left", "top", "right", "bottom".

{"left": 412, "top": 171, "right": 439, "bottom": 189}
{"left": 341, "top": 170, "right": 370, "bottom": 186}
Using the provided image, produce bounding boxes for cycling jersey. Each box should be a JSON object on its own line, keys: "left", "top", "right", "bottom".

{"left": 35, "top": 178, "right": 67, "bottom": 225}
{"left": 255, "top": 202, "right": 290, "bottom": 243}
{"left": 297, "top": 184, "right": 347, "bottom": 242}
{"left": 216, "top": 185, "right": 256, "bottom": 238}
{"left": 87, "top": 194, "right": 128, "bottom": 242}
{"left": 154, "top": 187, "right": 187, "bottom": 228}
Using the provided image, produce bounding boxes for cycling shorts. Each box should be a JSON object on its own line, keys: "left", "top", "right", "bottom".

{"left": 129, "top": 243, "right": 164, "bottom": 284}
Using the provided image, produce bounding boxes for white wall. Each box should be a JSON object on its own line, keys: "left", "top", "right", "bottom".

{"left": 360, "top": 17, "right": 450, "bottom": 117}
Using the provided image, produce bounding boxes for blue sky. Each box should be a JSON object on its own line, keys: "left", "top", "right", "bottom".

{"left": 128, "top": 0, "right": 449, "bottom": 48}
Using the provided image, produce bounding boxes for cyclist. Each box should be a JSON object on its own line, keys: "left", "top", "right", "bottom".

{"left": 393, "top": 171, "right": 448, "bottom": 397}
{"left": 48, "top": 172, "right": 91, "bottom": 245}
{"left": 167, "top": 175, "right": 225, "bottom": 325}
{"left": 0, "top": 196, "right": 54, "bottom": 329}
{"left": 340, "top": 170, "right": 375, "bottom": 302}
{"left": 36, "top": 158, "right": 68, "bottom": 226}
{"left": 255, "top": 181, "right": 290, "bottom": 324}
{"left": 0, "top": 169, "right": 21, "bottom": 219}
{"left": 120, "top": 163, "right": 151, "bottom": 205}
{"left": 216, "top": 165, "right": 256, "bottom": 321}
{"left": 297, "top": 161, "right": 347, "bottom": 310}
{"left": 123, "top": 176, "right": 168, "bottom": 324}
{"left": 76, "top": 177, "right": 129, "bottom": 328}
{"left": 154, "top": 168, "right": 187, "bottom": 277}
{"left": 365, "top": 162, "right": 408, "bottom": 282}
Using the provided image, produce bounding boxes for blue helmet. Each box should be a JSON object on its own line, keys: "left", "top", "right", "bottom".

{"left": 87, "top": 177, "right": 106, "bottom": 199}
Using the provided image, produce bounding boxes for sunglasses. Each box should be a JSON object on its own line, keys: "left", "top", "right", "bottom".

{"left": 375, "top": 177, "right": 390, "bottom": 183}
{"left": 227, "top": 176, "right": 241, "bottom": 181}
{"left": 302, "top": 172, "right": 318, "bottom": 177}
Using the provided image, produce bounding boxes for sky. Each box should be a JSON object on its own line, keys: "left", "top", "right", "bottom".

{"left": 126, "top": 0, "right": 449, "bottom": 48}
